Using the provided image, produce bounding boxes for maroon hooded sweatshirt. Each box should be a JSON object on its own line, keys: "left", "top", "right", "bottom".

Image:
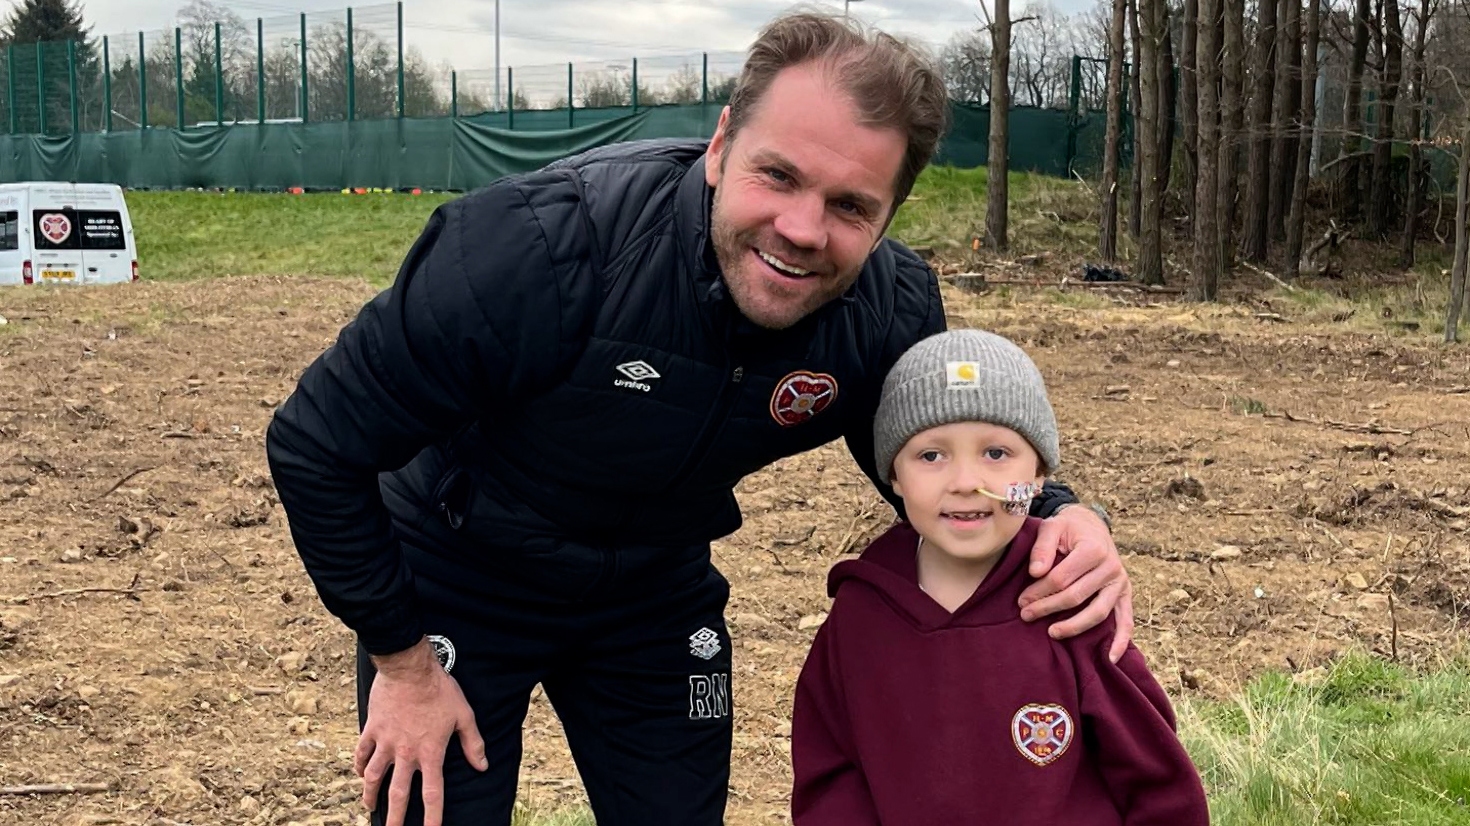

{"left": 791, "top": 518, "right": 1209, "bottom": 826}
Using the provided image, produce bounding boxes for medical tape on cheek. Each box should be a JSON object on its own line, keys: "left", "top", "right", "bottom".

{"left": 977, "top": 482, "right": 1044, "bottom": 516}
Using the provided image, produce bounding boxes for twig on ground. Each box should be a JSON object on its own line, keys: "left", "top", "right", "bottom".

{"left": 93, "top": 465, "right": 161, "bottom": 501}
{"left": 1261, "top": 410, "right": 1415, "bottom": 435}
{"left": 1240, "top": 260, "right": 1301, "bottom": 293}
{"left": 0, "top": 783, "right": 111, "bottom": 795}
{"left": 7, "top": 581, "right": 147, "bottom": 605}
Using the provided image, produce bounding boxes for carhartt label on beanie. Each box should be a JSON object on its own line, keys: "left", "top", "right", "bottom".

{"left": 873, "top": 329, "right": 1060, "bottom": 485}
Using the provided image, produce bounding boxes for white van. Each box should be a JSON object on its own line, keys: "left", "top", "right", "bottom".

{"left": 0, "top": 182, "right": 139, "bottom": 285}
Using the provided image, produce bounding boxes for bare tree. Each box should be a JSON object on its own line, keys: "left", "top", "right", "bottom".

{"left": 1267, "top": 0, "right": 1302, "bottom": 243}
{"left": 1219, "top": 0, "right": 1246, "bottom": 265}
{"left": 1367, "top": 0, "right": 1404, "bottom": 238}
{"left": 1401, "top": 0, "right": 1437, "bottom": 266}
{"left": 1181, "top": 0, "right": 1201, "bottom": 215}
{"left": 1448, "top": 113, "right": 1470, "bottom": 342}
{"left": 1286, "top": 0, "right": 1323, "bottom": 277}
{"left": 1137, "top": 0, "right": 1166, "bottom": 283}
{"left": 1241, "top": 0, "right": 1279, "bottom": 261}
{"left": 1194, "top": 0, "right": 1223, "bottom": 300}
{"left": 1343, "top": 0, "right": 1372, "bottom": 156}
{"left": 1129, "top": 0, "right": 1144, "bottom": 236}
{"left": 941, "top": 29, "right": 991, "bottom": 103}
{"left": 986, "top": 0, "right": 1013, "bottom": 251}
{"left": 1099, "top": 0, "right": 1128, "bottom": 261}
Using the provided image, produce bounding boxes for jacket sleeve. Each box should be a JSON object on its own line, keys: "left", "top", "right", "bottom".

{"left": 1077, "top": 631, "right": 1210, "bottom": 825}
{"left": 790, "top": 607, "right": 883, "bottom": 826}
{"left": 265, "top": 176, "right": 598, "bottom": 656}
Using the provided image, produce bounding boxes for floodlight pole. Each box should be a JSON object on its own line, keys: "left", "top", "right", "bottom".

{"left": 844, "top": 0, "right": 863, "bottom": 18}
{"left": 495, "top": 0, "right": 501, "bottom": 111}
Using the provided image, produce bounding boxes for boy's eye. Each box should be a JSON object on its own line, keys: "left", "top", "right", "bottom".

{"left": 918, "top": 450, "right": 942, "bottom": 463}
{"left": 984, "top": 447, "right": 1009, "bottom": 460}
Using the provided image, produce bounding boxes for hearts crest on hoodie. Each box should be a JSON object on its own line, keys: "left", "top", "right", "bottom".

{"left": 1011, "top": 703, "right": 1074, "bottom": 766}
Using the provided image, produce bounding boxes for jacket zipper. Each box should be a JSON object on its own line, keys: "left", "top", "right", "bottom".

{"left": 664, "top": 362, "right": 744, "bottom": 492}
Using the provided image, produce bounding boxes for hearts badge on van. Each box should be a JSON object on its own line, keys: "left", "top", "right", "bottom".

{"left": 39, "top": 213, "right": 71, "bottom": 245}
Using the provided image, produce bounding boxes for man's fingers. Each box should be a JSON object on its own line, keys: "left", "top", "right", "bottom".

{"left": 1042, "top": 577, "right": 1119, "bottom": 640}
{"left": 1023, "top": 560, "right": 1114, "bottom": 623}
{"left": 1028, "top": 517, "right": 1062, "bottom": 577}
{"left": 1019, "top": 543, "right": 1101, "bottom": 615}
{"left": 457, "top": 713, "right": 489, "bottom": 772}
{"left": 360, "top": 748, "right": 391, "bottom": 812}
{"left": 420, "top": 759, "right": 446, "bottom": 826}
{"left": 1107, "top": 580, "right": 1136, "bottom": 663}
{"left": 385, "top": 756, "right": 416, "bottom": 826}
{"left": 353, "top": 733, "right": 375, "bottom": 778}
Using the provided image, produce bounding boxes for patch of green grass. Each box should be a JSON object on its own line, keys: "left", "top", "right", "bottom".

{"left": 1182, "top": 653, "right": 1470, "bottom": 826}
{"left": 1228, "top": 396, "right": 1269, "bottom": 415}
{"left": 127, "top": 190, "right": 453, "bottom": 285}
{"left": 887, "top": 165, "right": 1098, "bottom": 259}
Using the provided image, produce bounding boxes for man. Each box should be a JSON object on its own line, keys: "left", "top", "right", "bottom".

{"left": 266, "top": 12, "right": 1132, "bottom": 826}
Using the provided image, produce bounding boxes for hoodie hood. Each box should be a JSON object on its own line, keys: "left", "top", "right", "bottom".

{"left": 827, "top": 518, "right": 1043, "bottom": 633}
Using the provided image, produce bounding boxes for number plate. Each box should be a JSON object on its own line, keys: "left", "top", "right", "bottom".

{"left": 40, "top": 269, "right": 75, "bottom": 281}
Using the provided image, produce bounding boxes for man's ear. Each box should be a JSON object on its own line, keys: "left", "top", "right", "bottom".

{"left": 706, "top": 106, "right": 733, "bottom": 188}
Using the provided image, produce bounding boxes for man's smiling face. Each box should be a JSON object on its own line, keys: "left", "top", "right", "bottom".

{"left": 705, "top": 60, "right": 906, "bottom": 330}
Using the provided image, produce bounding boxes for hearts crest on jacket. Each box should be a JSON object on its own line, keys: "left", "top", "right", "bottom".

{"left": 1012, "top": 703, "right": 1073, "bottom": 766}
{"left": 770, "top": 371, "right": 838, "bottom": 427}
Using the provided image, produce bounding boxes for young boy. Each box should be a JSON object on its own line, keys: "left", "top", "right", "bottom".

{"left": 791, "top": 329, "right": 1209, "bottom": 825}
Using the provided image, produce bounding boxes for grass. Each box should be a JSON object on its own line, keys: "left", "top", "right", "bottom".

{"left": 127, "top": 189, "right": 454, "bottom": 285}
{"left": 1183, "top": 653, "right": 1470, "bottom": 825}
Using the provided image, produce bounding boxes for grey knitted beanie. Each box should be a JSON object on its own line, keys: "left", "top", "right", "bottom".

{"left": 874, "top": 329, "right": 1060, "bottom": 484}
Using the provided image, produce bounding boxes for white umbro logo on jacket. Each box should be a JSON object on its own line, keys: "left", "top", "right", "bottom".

{"left": 614, "top": 360, "right": 660, "bottom": 392}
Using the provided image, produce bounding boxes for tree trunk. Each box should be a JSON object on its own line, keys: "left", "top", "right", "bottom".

{"left": 1367, "top": 0, "right": 1402, "bottom": 239}
{"left": 986, "top": 0, "right": 1012, "bottom": 252}
{"left": 1268, "top": 0, "right": 1301, "bottom": 243}
{"left": 1219, "top": 0, "right": 1245, "bottom": 268}
{"left": 1158, "top": 24, "right": 1177, "bottom": 190}
{"left": 1285, "top": 0, "right": 1321, "bottom": 278}
{"left": 1447, "top": 116, "right": 1470, "bottom": 343}
{"left": 1343, "top": 0, "right": 1371, "bottom": 157}
{"left": 1137, "top": 0, "right": 1165, "bottom": 284}
{"left": 1400, "top": 1, "right": 1430, "bottom": 268}
{"left": 1128, "top": 0, "right": 1144, "bottom": 238}
{"left": 1099, "top": 0, "right": 1129, "bottom": 262}
{"left": 1241, "top": 0, "right": 1278, "bottom": 261}
{"left": 1181, "top": 0, "right": 1199, "bottom": 218}
{"left": 1193, "top": 0, "right": 1222, "bottom": 300}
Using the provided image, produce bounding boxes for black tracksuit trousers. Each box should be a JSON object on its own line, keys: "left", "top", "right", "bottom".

{"left": 358, "top": 484, "right": 734, "bottom": 826}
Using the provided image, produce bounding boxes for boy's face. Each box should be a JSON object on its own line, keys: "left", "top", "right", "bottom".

{"left": 890, "top": 421, "right": 1046, "bottom": 565}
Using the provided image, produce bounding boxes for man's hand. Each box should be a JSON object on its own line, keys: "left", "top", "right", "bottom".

{"left": 1019, "top": 504, "right": 1134, "bottom": 662}
{"left": 354, "top": 638, "right": 489, "bottom": 826}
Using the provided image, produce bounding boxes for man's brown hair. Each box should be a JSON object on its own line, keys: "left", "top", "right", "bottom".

{"left": 723, "top": 11, "right": 950, "bottom": 212}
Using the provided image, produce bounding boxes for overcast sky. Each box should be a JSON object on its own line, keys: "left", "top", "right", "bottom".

{"left": 68, "top": 0, "right": 1093, "bottom": 75}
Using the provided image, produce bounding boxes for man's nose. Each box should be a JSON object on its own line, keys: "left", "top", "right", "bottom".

{"left": 772, "top": 192, "right": 828, "bottom": 252}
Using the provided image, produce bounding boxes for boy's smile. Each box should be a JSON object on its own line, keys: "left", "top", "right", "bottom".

{"left": 890, "top": 421, "right": 1046, "bottom": 601}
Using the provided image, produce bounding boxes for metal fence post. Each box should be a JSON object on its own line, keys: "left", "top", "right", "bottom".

{"left": 215, "top": 22, "right": 224, "bottom": 125}
{"left": 7, "top": 45, "right": 15, "bottom": 134}
{"left": 507, "top": 66, "right": 514, "bottom": 129}
{"left": 257, "top": 18, "right": 265, "bottom": 123}
{"left": 701, "top": 52, "right": 707, "bottom": 107}
{"left": 396, "top": 1, "right": 404, "bottom": 118}
{"left": 1069, "top": 54, "right": 1082, "bottom": 118}
{"left": 631, "top": 57, "right": 638, "bottom": 114}
{"left": 450, "top": 70, "right": 457, "bottom": 118}
{"left": 103, "top": 35, "right": 112, "bottom": 132}
{"left": 300, "top": 13, "right": 309, "bottom": 123}
{"left": 35, "top": 44, "right": 45, "bottom": 135}
{"left": 346, "top": 6, "right": 355, "bottom": 121}
{"left": 68, "top": 39, "right": 78, "bottom": 134}
{"left": 138, "top": 32, "right": 147, "bottom": 129}
{"left": 567, "top": 62, "right": 573, "bottom": 129}
{"left": 174, "top": 27, "right": 184, "bottom": 130}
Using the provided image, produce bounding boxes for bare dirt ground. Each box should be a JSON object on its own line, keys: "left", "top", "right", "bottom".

{"left": 1, "top": 275, "right": 1467, "bottom": 826}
